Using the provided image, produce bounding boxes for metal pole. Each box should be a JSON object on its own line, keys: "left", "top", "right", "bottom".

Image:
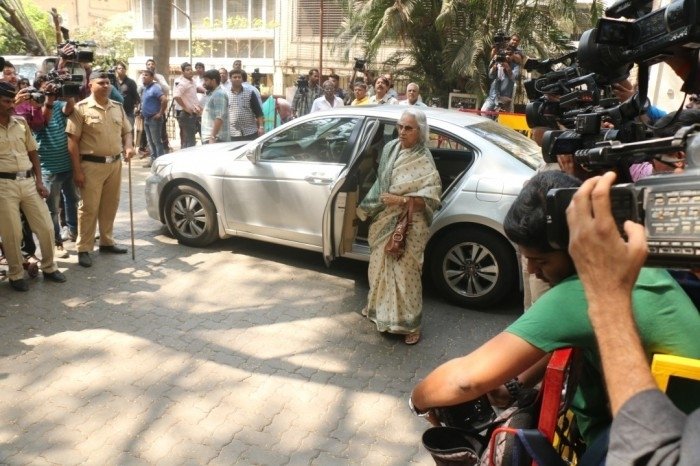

{"left": 171, "top": 3, "right": 192, "bottom": 65}
{"left": 319, "top": 1, "right": 324, "bottom": 77}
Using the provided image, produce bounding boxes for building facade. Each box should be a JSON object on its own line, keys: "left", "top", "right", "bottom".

{"left": 127, "top": 0, "right": 398, "bottom": 97}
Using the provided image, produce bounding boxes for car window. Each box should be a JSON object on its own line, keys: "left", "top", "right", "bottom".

{"left": 464, "top": 120, "right": 542, "bottom": 169}
{"left": 260, "top": 117, "right": 360, "bottom": 163}
{"left": 426, "top": 130, "right": 471, "bottom": 151}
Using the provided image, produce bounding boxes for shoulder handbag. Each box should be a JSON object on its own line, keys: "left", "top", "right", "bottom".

{"left": 385, "top": 197, "right": 415, "bottom": 259}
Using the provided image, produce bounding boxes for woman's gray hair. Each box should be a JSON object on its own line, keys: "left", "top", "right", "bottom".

{"left": 401, "top": 108, "right": 429, "bottom": 145}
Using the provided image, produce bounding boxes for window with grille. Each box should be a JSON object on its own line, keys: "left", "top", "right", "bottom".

{"left": 295, "top": 0, "right": 345, "bottom": 38}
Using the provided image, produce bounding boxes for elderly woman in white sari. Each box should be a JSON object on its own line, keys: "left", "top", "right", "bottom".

{"left": 357, "top": 109, "right": 442, "bottom": 345}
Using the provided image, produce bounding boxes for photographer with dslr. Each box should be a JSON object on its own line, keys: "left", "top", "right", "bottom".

{"left": 481, "top": 47, "right": 518, "bottom": 115}
{"left": 292, "top": 68, "right": 322, "bottom": 118}
{"left": 567, "top": 172, "right": 700, "bottom": 464}
{"left": 409, "top": 170, "right": 700, "bottom": 455}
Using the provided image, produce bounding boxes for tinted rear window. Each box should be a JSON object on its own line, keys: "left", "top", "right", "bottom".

{"left": 464, "top": 121, "right": 542, "bottom": 169}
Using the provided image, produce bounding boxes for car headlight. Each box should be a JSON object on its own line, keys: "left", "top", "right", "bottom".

{"left": 151, "top": 160, "right": 172, "bottom": 177}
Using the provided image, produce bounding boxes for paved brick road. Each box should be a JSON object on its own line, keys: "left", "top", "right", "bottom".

{"left": 0, "top": 163, "right": 520, "bottom": 465}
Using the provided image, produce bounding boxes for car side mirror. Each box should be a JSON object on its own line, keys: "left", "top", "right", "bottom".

{"left": 245, "top": 145, "right": 260, "bottom": 164}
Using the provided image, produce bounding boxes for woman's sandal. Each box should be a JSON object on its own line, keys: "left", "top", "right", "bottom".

{"left": 404, "top": 332, "right": 421, "bottom": 345}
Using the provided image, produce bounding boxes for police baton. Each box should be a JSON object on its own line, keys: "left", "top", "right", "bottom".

{"left": 128, "top": 153, "right": 135, "bottom": 260}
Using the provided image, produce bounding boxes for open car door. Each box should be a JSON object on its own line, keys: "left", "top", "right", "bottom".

{"left": 322, "top": 119, "right": 384, "bottom": 266}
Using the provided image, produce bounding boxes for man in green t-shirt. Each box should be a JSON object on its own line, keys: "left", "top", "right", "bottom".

{"left": 410, "top": 171, "right": 700, "bottom": 448}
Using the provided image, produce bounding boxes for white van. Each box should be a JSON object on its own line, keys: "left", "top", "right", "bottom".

{"left": 3, "top": 55, "right": 58, "bottom": 80}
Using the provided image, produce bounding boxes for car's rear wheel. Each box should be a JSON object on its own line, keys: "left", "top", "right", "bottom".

{"left": 430, "top": 227, "right": 517, "bottom": 309}
{"left": 164, "top": 185, "right": 219, "bottom": 247}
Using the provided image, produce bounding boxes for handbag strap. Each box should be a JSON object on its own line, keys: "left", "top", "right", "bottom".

{"left": 406, "top": 197, "right": 415, "bottom": 225}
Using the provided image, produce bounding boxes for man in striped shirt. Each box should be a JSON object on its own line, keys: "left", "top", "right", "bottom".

{"left": 34, "top": 77, "right": 77, "bottom": 259}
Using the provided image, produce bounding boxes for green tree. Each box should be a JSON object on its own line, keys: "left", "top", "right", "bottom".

{"left": 337, "top": 0, "right": 602, "bottom": 105}
{"left": 0, "top": 0, "right": 53, "bottom": 55}
{"left": 72, "top": 12, "right": 135, "bottom": 69}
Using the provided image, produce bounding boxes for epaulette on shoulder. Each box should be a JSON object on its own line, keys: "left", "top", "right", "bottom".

{"left": 77, "top": 100, "right": 89, "bottom": 106}
{"left": 108, "top": 99, "right": 123, "bottom": 106}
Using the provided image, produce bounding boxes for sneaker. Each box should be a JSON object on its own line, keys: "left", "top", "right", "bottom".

{"left": 61, "top": 225, "right": 78, "bottom": 242}
{"left": 55, "top": 245, "right": 69, "bottom": 259}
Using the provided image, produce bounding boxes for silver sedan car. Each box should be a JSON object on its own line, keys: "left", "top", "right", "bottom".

{"left": 146, "top": 106, "right": 541, "bottom": 308}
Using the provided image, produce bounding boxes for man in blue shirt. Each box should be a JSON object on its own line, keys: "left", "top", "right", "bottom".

{"left": 140, "top": 70, "right": 167, "bottom": 168}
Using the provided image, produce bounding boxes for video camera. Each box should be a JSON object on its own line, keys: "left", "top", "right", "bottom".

{"left": 546, "top": 125, "right": 700, "bottom": 269}
{"left": 58, "top": 40, "right": 96, "bottom": 63}
{"left": 353, "top": 58, "right": 367, "bottom": 71}
{"left": 251, "top": 68, "right": 262, "bottom": 88}
{"left": 45, "top": 69, "right": 82, "bottom": 98}
{"left": 492, "top": 31, "right": 509, "bottom": 48}
{"left": 24, "top": 87, "right": 46, "bottom": 105}
{"left": 296, "top": 75, "right": 308, "bottom": 93}
{"left": 577, "top": 0, "right": 700, "bottom": 85}
{"left": 547, "top": 0, "right": 700, "bottom": 268}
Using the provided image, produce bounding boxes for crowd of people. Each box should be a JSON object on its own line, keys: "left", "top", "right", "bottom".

{"left": 409, "top": 39, "right": 700, "bottom": 464}
{"left": 0, "top": 49, "right": 135, "bottom": 289}
{"left": 2, "top": 32, "right": 700, "bottom": 462}
{"left": 124, "top": 60, "right": 430, "bottom": 168}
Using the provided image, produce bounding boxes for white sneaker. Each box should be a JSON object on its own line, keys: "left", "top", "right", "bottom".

{"left": 60, "top": 226, "right": 77, "bottom": 242}
{"left": 55, "top": 245, "right": 69, "bottom": 259}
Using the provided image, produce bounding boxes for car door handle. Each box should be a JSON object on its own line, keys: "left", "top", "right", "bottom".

{"left": 304, "top": 174, "right": 334, "bottom": 185}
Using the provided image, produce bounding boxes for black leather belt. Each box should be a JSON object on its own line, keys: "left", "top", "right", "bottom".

{"left": 0, "top": 169, "right": 32, "bottom": 180}
{"left": 81, "top": 154, "right": 121, "bottom": 164}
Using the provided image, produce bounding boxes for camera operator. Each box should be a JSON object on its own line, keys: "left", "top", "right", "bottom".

{"left": 481, "top": 47, "right": 519, "bottom": 115}
{"left": 32, "top": 73, "right": 78, "bottom": 260}
{"left": 490, "top": 34, "right": 524, "bottom": 67}
{"left": 409, "top": 170, "right": 700, "bottom": 454}
{"left": 628, "top": 110, "right": 699, "bottom": 181}
{"left": 292, "top": 68, "right": 322, "bottom": 118}
{"left": 567, "top": 172, "right": 700, "bottom": 464}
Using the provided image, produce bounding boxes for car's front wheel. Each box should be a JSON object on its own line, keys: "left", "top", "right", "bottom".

{"left": 164, "top": 185, "right": 219, "bottom": 247}
{"left": 430, "top": 227, "right": 517, "bottom": 309}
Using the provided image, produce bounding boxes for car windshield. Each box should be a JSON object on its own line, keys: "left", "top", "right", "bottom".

{"left": 464, "top": 121, "right": 542, "bottom": 169}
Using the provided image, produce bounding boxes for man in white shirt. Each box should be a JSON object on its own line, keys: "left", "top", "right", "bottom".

{"left": 310, "top": 80, "right": 345, "bottom": 113}
{"left": 219, "top": 68, "right": 231, "bottom": 92}
{"left": 400, "top": 82, "right": 427, "bottom": 107}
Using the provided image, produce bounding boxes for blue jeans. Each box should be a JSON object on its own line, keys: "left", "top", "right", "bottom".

{"left": 42, "top": 170, "right": 79, "bottom": 245}
{"left": 144, "top": 116, "right": 165, "bottom": 159}
{"left": 177, "top": 112, "right": 198, "bottom": 148}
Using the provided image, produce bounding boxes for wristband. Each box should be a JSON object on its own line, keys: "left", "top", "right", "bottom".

{"left": 504, "top": 377, "right": 523, "bottom": 400}
{"left": 408, "top": 396, "right": 430, "bottom": 417}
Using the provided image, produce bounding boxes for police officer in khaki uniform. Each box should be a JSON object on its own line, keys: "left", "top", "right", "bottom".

{"left": 66, "top": 71, "right": 134, "bottom": 268}
{"left": 0, "top": 81, "right": 67, "bottom": 291}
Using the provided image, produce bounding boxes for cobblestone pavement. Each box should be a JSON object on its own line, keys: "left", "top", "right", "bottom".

{"left": 0, "top": 162, "right": 521, "bottom": 465}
